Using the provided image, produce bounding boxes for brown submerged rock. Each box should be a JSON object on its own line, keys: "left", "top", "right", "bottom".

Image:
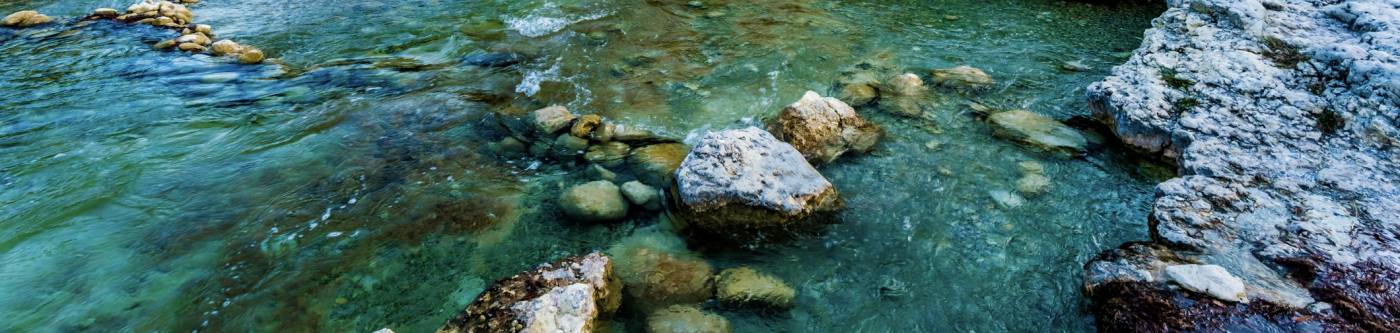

{"left": 646, "top": 305, "right": 731, "bottom": 333}
{"left": 438, "top": 252, "right": 621, "bottom": 333}
{"left": 627, "top": 143, "right": 689, "bottom": 186}
{"left": 608, "top": 231, "right": 715, "bottom": 311}
{"left": 768, "top": 91, "right": 881, "bottom": 164}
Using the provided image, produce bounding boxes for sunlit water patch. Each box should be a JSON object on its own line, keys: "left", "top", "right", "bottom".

{"left": 1, "top": 0, "right": 1164, "bottom": 331}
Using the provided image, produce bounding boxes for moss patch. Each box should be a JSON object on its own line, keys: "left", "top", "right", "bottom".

{"left": 1159, "top": 68, "right": 1195, "bottom": 90}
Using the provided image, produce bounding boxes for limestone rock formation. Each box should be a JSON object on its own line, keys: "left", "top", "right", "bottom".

{"left": 1083, "top": 0, "right": 1400, "bottom": 331}
{"left": 439, "top": 252, "right": 622, "bottom": 333}
{"left": 673, "top": 127, "right": 841, "bottom": 243}
{"left": 768, "top": 91, "right": 882, "bottom": 164}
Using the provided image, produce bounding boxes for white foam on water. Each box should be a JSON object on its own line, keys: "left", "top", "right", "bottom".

{"left": 504, "top": 3, "right": 610, "bottom": 38}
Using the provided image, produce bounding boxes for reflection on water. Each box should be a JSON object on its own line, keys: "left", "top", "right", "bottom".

{"left": 0, "top": 0, "right": 1163, "bottom": 331}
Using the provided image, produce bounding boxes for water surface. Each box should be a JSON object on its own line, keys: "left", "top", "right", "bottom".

{"left": 0, "top": 0, "right": 1164, "bottom": 331}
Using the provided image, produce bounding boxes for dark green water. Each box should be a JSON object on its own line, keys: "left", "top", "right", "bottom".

{"left": 0, "top": 0, "right": 1164, "bottom": 331}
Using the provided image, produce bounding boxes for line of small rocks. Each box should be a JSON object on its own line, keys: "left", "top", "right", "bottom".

{"left": 3, "top": 0, "right": 266, "bottom": 65}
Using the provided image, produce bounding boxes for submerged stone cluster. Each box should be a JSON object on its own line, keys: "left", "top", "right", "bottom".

{"left": 110, "top": 0, "right": 266, "bottom": 64}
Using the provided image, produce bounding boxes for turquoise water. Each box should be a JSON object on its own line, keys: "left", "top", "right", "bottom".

{"left": 0, "top": 0, "right": 1164, "bottom": 331}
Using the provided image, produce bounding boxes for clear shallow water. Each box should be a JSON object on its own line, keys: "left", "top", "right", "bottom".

{"left": 0, "top": 0, "right": 1164, "bottom": 331}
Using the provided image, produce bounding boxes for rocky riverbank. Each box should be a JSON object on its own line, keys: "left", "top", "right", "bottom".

{"left": 1084, "top": 0, "right": 1398, "bottom": 331}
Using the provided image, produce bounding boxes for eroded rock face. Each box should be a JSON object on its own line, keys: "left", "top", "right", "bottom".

{"left": 768, "top": 91, "right": 882, "bottom": 164}
{"left": 439, "top": 252, "right": 621, "bottom": 333}
{"left": 1084, "top": 0, "right": 1400, "bottom": 330}
{"left": 673, "top": 127, "right": 841, "bottom": 243}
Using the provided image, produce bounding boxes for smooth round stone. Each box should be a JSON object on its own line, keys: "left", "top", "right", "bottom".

{"left": 558, "top": 181, "right": 628, "bottom": 222}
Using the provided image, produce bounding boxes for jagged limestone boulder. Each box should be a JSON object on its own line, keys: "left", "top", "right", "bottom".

{"left": 438, "top": 252, "right": 621, "bottom": 333}
{"left": 768, "top": 91, "right": 881, "bottom": 164}
{"left": 986, "top": 110, "right": 1087, "bottom": 156}
{"left": 673, "top": 127, "right": 841, "bottom": 243}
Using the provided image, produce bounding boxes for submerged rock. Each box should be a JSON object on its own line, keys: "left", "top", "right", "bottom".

{"left": 838, "top": 83, "right": 878, "bottom": 107}
{"left": 584, "top": 142, "right": 631, "bottom": 168}
{"left": 463, "top": 52, "right": 525, "bottom": 67}
{"left": 929, "top": 65, "right": 994, "bottom": 90}
{"left": 986, "top": 110, "right": 1087, "bottom": 156}
{"left": 769, "top": 91, "right": 882, "bottom": 164}
{"left": 438, "top": 252, "right": 621, "bottom": 333}
{"left": 646, "top": 305, "right": 731, "bottom": 333}
{"left": 883, "top": 73, "right": 926, "bottom": 96}
{"left": 621, "top": 181, "right": 662, "bottom": 211}
{"left": 1084, "top": 0, "right": 1400, "bottom": 330}
{"left": 1015, "top": 160, "right": 1051, "bottom": 196}
{"left": 571, "top": 114, "right": 602, "bottom": 139}
{"left": 558, "top": 181, "right": 628, "bottom": 222}
{"left": 2, "top": 10, "right": 53, "bottom": 27}
{"left": 673, "top": 127, "right": 841, "bottom": 243}
{"left": 607, "top": 231, "right": 715, "bottom": 311}
{"left": 715, "top": 267, "right": 795, "bottom": 309}
{"left": 628, "top": 143, "right": 689, "bottom": 186}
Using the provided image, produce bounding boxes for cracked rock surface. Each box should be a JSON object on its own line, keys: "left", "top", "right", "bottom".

{"left": 1084, "top": 0, "right": 1399, "bottom": 331}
